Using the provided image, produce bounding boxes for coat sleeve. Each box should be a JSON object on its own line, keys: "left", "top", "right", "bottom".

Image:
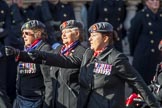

{"left": 40, "top": 64, "right": 52, "bottom": 108}
{"left": 128, "top": 12, "right": 143, "bottom": 56}
{"left": 40, "top": 44, "right": 53, "bottom": 108}
{"left": 114, "top": 53, "right": 160, "bottom": 108}
{"left": 30, "top": 46, "right": 85, "bottom": 68}
{"left": 17, "top": 44, "right": 52, "bottom": 63}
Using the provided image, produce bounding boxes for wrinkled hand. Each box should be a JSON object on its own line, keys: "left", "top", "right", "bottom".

{"left": 5, "top": 46, "right": 20, "bottom": 56}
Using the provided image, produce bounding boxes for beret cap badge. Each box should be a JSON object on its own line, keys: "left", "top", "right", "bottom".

{"left": 89, "top": 22, "right": 113, "bottom": 33}
{"left": 92, "top": 25, "right": 97, "bottom": 31}
{"left": 25, "top": 23, "right": 29, "bottom": 29}
{"left": 62, "top": 21, "right": 68, "bottom": 28}
{"left": 60, "top": 20, "right": 83, "bottom": 31}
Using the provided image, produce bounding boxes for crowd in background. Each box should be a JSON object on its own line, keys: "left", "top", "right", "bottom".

{"left": 0, "top": 0, "right": 162, "bottom": 108}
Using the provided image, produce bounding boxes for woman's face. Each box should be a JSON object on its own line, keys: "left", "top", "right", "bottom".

{"left": 89, "top": 32, "right": 108, "bottom": 51}
{"left": 61, "top": 28, "right": 79, "bottom": 46}
{"left": 145, "top": 0, "right": 160, "bottom": 12}
{"left": 22, "top": 29, "right": 35, "bottom": 47}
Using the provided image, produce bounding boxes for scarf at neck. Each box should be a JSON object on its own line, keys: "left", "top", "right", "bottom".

{"left": 61, "top": 40, "right": 79, "bottom": 56}
{"left": 93, "top": 47, "right": 106, "bottom": 57}
{"left": 25, "top": 39, "right": 42, "bottom": 52}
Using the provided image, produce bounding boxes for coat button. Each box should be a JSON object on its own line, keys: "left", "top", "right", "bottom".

{"left": 10, "top": 12, "right": 13, "bottom": 15}
{"left": 105, "top": 18, "right": 108, "bottom": 21}
{"left": 151, "top": 49, "right": 155, "bottom": 53}
{"left": 23, "top": 10, "right": 27, "bottom": 13}
{"left": 61, "top": 5, "right": 64, "bottom": 8}
{"left": 1, "top": 10, "right": 4, "bottom": 14}
{"left": 160, "top": 14, "right": 162, "bottom": 17}
{"left": 63, "top": 13, "right": 67, "bottom": 17}
{"left": 118, "top": 7, "right": 121, "bottom": 11}
{"left": 148, "top": 22, "right": 152, "bottom": 26}
{"left": 12, "top": 20, "right": 15, "bottom": 24}
{"left": 150, "top": 40, "right": 154, "bottom": 44}
{"left": 0, "top": 28, "right": 4, "bottom": 32}
{"left": 117, "top": 18, "right": 120, "bottom": 21}
{"left": 146, "top": 14, "right": 149, "bottom": 17}
{"left": 149, "top": 31, "right": 153, "bottom": 35}
{"left": 104, "top": 8, "right": 108, "bottom": 12}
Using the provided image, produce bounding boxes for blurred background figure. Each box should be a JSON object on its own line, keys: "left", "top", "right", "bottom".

{"left": 9, "top": 0, "right": 37, "bottom": 49}
{"left": 128, "top": 0, "right": 162, "bottom": 84}
{"left": 88, "top": 0, "right": 127, "bottom": 52}
{"left": 0, "top": 0, "right": 13, "bottom": 107}
{"left": 35, "top": 0, "right": 75, "bottom": 48}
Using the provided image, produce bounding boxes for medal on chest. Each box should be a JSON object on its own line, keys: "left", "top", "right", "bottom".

{"left": 93, "top": 62, "right": 112, "bottom": 75}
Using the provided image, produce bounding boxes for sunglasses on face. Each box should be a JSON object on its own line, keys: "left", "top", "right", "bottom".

{"left": 22, "top": 31, "right": 34, "bottom": 36}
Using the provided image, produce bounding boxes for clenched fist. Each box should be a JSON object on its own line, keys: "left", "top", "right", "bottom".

{"left": 5, "top": 46, "right": 20, "bottom": 56}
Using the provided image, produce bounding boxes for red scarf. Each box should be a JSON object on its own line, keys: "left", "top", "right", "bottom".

{"left": 16, "top": 39, "right": 41, "bottom": 61}
{"left": 93, "top": 48, "right": 106, "bottom": 57}
{"left": 26, "top": 38, "right": 41, "bottom": 49}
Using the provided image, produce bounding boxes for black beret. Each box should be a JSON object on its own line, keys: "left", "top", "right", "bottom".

{"left": 21, "top": 20, "right": 46, "bottom": 31}
{"left": 60, "top": 20, "right": 83, "bottom": 31}
{"left": 88, "top": 22, "right": 113, "bottom": 33}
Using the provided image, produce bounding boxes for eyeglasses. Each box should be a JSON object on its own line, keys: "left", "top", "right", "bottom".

{"left": 22, "top": 31, "right": 34, "bottom": 36}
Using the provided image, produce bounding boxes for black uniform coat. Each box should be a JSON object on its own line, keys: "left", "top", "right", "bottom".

{"left": 88, "top": 0, "right": 126, "bottom": 52}
{"left": 0, "top": 43, "right": 12, "bottom": 108}
{"left": 50, "top": 44, "right": 86, "bottom": 108}
{"left": 0, "top": 0, "right": 10, "bottom": 40}
{"left": 128, "top": 7, "right": 162, "bottom": 84}
{"left": 16, "top": 40, "right": 52, "bottom": 108}
{"left": 0, "top": 0, "right": 16, "bottom": 105}
{"left": 0, "top": 0, "right": 9, "bottom": 91}
{"left": 32, "top": 46, "right": 160, "bottom": 108}
{"left": 77, "top": 46, "right": 159, "bottom": 108}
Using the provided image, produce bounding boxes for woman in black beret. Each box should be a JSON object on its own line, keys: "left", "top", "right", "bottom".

{"left": 5, "top": 22, "right": 160, "bottom": 108}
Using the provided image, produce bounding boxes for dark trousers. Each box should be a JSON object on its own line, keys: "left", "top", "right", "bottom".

{"left": 13, "top": 95, "right": 43, "bottom": 108}
{"left": 0, "top": 91, "right": 12, "bottom": 108}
